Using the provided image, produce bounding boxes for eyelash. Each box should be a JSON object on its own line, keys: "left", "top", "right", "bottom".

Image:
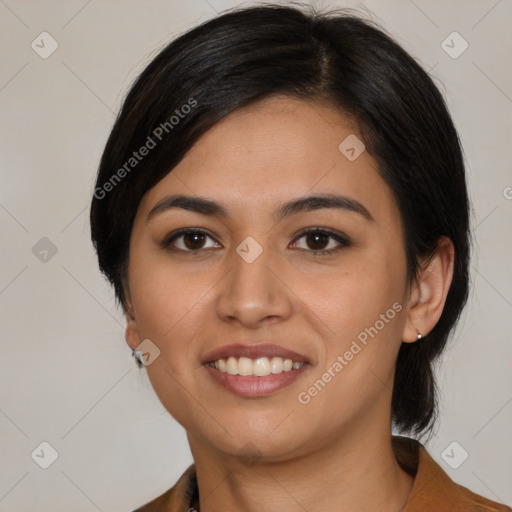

{"left": 160, "top": 227, "right": 351, "bottom": 256}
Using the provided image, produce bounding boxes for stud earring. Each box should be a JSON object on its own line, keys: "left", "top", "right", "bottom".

{"left": 416, "top": 331, "right": 422, "bottom": 341}
{"left": 132, "top": 348, "right": 144, "bottom": 365}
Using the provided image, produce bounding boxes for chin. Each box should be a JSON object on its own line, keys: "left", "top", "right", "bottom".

{"left": 194, "top": 420, "right": 316, "bottom": 464}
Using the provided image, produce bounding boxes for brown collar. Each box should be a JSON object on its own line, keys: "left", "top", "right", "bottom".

{"left": 133, "top": 436, "right": 511, "bottom": 511}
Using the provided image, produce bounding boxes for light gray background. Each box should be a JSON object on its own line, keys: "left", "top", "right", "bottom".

{"left": 1, "top": 0, "right": 511, "bottom": 510}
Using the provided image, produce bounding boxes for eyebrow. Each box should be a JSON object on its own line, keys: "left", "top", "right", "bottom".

{"left": 147, "top": 193, "right": 374, "bottom": 223}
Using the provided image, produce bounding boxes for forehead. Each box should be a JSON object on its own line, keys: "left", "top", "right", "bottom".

{"left": 137, "top": 96, "right": 400, "bottom": 227}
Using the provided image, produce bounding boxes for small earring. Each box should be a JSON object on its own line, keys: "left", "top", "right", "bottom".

{"left": 416, "top": 331, "right": 422, "bottom": 341}
{"left": 132, "top": 348, "right": 144, "bottom": 365}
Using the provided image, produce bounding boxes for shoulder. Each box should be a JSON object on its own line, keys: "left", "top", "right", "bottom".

{"left": 131, "top": 464, "right": 196, "bottom": 512}
{"left": 132, "top": 491, "right": 171, "bottom": 512}
{"left": 131, "top": 442, "right": 511, "bottom": 511}
{"left": 392, "top": 436, "right": 511, "bottom": 512}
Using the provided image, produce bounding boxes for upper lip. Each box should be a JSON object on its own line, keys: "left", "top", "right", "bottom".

{"left": 202, "top": 344, "right": 310, "bottom": 364}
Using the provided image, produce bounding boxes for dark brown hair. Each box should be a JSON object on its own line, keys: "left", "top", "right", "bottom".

{"left": 90, "top": 3, "right": 471, "bottom": 437}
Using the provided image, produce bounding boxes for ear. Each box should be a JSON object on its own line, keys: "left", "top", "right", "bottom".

{"left": 124, "top": 289, "right": 141, "bottom": 351}
{"left": 402, "top": 236, "right": 455, "bottom": 343}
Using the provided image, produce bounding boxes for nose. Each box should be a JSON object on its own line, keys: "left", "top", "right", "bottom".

{"left": 215, "top": 236, "right": 294, "bottom": 329}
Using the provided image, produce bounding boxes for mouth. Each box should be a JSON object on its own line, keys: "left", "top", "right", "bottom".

{"left": 207, "top": 356, "right": 306, "bottom": 375}
{"left": 202, "top": 344, "right": 310, "bottom": 397}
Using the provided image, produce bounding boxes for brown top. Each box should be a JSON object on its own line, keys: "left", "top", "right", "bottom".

{"left": 133, "top": 436, "right": 511, "bottom": 511}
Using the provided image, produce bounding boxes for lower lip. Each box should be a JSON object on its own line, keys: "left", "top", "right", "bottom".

{"left": 203, "top": 364, "right": 308, "bottom": 397}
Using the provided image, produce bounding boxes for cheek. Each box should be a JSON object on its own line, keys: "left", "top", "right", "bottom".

{"left": 308, "top": 251, "right": 404, "bottom": 335}
{"left": 302, "top": 246, "right": 406, "bottom": 381}
{"left": 130, "top": 230, "right": 406, "bottom": 353}
{"left": 129, "top": 243, "right": 207, "bottom": 334}
{"left": 129, "top": 260, "right": 209, "bottom": 427}
{"left": 127, "top": 257, "right": 187, "bottom": 375}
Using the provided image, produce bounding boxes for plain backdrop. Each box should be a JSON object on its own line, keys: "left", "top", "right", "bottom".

{"left": 1, "top": 0, "right": 511, "bottom": 510}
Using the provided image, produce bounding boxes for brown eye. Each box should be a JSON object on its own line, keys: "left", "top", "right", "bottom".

{"left": 304, "top": 231, "right": 330, "bottom": 250}
{"left": 161, "top": 229, "right": 220, "bottom": 252}
{"left": 182, "top": 232, "right": 207, "bottom": 250}
{"left": 161, "top": 227, "right": 350, "bottom": 255}
{"left": 291, "top": 228, "right": 350, "bottom": 254}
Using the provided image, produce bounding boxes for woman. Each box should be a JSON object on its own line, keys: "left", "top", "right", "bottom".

{"left": 90, "top": 4, "right": 510, "bottom": 511}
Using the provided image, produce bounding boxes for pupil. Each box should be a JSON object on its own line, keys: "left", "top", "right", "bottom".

{"left": 182, "top": 232, "right": 329, "bottom": 251}
{"left": 308, "top": 232, "right": 327, "bottom": 250}
{"left": 185, "top": 232, "right": 205, "bottom": 250}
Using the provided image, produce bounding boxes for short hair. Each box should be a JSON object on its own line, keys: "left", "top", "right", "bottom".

{"left": 90, "top": 3, "right": 471, "bottom": 437}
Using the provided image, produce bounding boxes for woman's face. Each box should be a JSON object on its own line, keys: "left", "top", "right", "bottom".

{"left": 126, "top": 96, "right": 413, "bottom": 461}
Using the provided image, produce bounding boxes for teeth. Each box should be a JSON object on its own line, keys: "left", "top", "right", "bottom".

{"left": 226, "top": 356, "right": 238, "bottom": 375}
{"left": 210, "top": 356, "right": 305, "bottom": 376}
{"left": 270, "top": 357, "right": 283, "bottom": 373}
{"left": 238, "top": 357, "right": 253, "bottom": 376}
{"left": 253, "top": 357, "right": 271, "bottom": 376}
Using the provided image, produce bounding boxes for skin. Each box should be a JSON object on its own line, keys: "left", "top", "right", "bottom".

{"left": 125, "top": 95, "right": 454, "bottom": 512}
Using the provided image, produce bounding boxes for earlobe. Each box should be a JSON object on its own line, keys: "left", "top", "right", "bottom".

{"left": 124, "top": 297, "right": 141, "bottom": 351}
{"left": 125, "top": 316, "right": 141, "bottom": 351}
{"left": 402, "top": 236, "right": 455, "bottom": 343}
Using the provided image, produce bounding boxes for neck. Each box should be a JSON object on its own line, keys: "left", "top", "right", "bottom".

{"left": 187, "top": 418, "right": 414, "bottom": 512}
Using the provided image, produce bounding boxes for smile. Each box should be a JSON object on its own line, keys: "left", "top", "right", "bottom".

{"left": 207, "top": 356, "right": 305, "bottom": 376}
{"left": 201, "top": 344, "right": 310, "bottom": 397}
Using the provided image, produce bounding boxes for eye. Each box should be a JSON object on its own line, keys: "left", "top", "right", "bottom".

{"left": 290, "top": 228, "right": 350, "bottom": 255}
{"left": 161, "top": 228, "right": 220, "bottom": 252}
{"left": 161, "top": 227, "right": 350, "bottom": 255}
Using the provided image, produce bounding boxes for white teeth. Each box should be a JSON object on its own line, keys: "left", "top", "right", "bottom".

{"left": 238, "top": 357, "right": 253, "bottom": 376}
{"left": 226, "top": 356, "right": 238, "bottom": 375}
{"left": 253, "top": 357, "right": 271, "bottom": 376}
{"left": 210, "top": 356, "right": 305, "bottom": 376}
{"left": 270, "top": 357, "right": 284, "bottom": 373}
